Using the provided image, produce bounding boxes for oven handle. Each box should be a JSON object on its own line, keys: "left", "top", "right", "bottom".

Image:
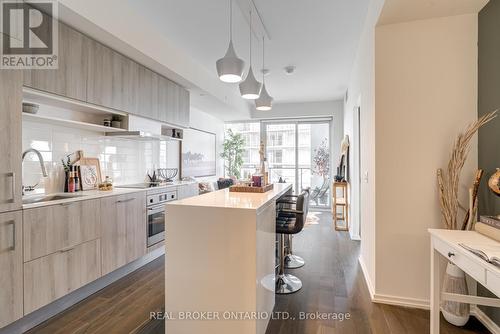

{"left": 147, "top": 205, "right": 165, "bottom": 215}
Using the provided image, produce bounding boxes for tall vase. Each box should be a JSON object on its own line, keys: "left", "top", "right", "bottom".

{"left": 441, "top": 262, "right": 470, "bottom": 326}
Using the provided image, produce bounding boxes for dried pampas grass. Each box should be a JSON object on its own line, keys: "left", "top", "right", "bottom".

{"left": 437, "top": 110, "right": 497, "bottom": 230}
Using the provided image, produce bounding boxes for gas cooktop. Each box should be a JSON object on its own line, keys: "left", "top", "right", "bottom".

{"left": 116, "top": 182, "right": 173, "bottom": 189}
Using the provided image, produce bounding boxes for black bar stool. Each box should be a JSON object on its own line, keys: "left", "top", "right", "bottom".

{"left": 275, "top": 190, "right": 309, "bottom": 294}
{"left": 278, "top": 187, "right": 310, "bottom": 269}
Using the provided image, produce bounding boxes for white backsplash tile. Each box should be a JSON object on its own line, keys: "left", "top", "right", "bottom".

{"left": 22, "top": 120, "right": 180, "bottom": 193}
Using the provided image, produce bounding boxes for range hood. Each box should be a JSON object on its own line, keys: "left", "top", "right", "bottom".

{"left": 105, "top": 115, "right": 182, "bottom": 141}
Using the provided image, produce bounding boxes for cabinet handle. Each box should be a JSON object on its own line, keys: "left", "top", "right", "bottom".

{"left": 10, "top": 172, "right": 15, "bottom": 203}
{"left": 60, "top": 202, "right": 75, "bottom": 207}
{"left": 59, "top": 246, "right": 75, "bottom": 253}
{"left": 6, "top": 220, "right": 15, "bottom": 250}
{"left": 4, "top": 172, "right": 15, "bottom": 203}
{"left": 448, "top": 252, "right": 455, "bottom": 258}
{"left": 117, "top": 198, "right": 135, "bottom": 203}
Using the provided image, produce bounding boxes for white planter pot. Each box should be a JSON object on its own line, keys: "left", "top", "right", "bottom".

{"left": 441, "top": 262, "right": 470, "bottom": 326}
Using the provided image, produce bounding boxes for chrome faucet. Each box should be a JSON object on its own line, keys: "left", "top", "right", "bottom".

{"left": 22, "top": 148, "right": 48, "bottom": 195}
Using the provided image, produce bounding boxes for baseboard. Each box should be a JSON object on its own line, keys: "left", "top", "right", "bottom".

{"left": 358, "top": 256, "right": 375, "bottom": 299}
{"left": 372, "top": 293, "right": 429, "bottom": 310}
{"left": 0, "top": 247, "right": 165, "bottom": 334}
{"left": 357, "top": 257, "right": 500, "bottom": 331}
{"left": 471, "top": 306, "right": 500, "bottom": 334}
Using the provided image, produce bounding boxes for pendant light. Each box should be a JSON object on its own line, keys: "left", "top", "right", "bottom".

{"left": 216, "top": 0, "right": 245, "bottom": 83}
{"left": 255, "top": 37, "right": 273, "bottom": 110}
{"left": 239, "top": 10, "right": 262, "bottom": 99}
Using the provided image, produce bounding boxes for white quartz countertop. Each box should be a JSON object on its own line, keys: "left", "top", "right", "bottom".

{"left": 167, "top": 183, "right": 292, "bottom": 211}
{"left": 22, "top": 180, "right": 197, "bottom": 209}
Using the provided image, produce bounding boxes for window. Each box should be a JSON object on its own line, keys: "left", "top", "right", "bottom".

{"left": 224, "top": 122, "right": 261, "bottom": 177}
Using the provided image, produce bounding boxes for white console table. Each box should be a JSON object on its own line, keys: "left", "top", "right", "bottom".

{"left": 429, "top": 229, "right": 500, "bottom": 334}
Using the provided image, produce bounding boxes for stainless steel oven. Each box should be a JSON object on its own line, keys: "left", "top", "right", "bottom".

{"left": 146, "top": 189, "right": 177, "bottom": 247}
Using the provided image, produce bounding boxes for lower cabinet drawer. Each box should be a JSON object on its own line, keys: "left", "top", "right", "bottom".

{"left": 23, "top": 239, "right": 101, "bottom": 314}
{"left": 433, "top": 236, "right": 486, "bottom": 285}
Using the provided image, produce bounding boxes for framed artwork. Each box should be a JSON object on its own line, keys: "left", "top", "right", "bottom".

{"left": 79, "top": 157, "right": 102, "bottom": 190}
{"left": 181, "top": 128, "right": 216, "bottom": 178}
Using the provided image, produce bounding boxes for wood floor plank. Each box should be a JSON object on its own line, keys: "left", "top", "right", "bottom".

{"left": 28, "top": 211, "right": 490, "bottom": 334}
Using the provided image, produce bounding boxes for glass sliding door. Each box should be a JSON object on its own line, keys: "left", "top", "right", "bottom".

{"left": 298, "top": 123, "right": 331, "bottom": 208}
{"left": 266, "top": 123, "right": 297, "bottom": 190}
{"left": 265, "top": 121, "right": 331, "bottom": 208}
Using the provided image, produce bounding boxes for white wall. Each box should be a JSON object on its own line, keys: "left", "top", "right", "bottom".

{"left": 374, "top": 14, "right": 479, "bottom": 304}
{"left": 343, "top": 0, "right": 385, "bottom": 296}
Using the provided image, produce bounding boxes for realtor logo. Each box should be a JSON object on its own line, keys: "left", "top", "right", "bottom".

{"left": 1, "top": 0, "right": 58, "bottom": 69}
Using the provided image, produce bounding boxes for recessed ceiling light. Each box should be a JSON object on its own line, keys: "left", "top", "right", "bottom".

{"left": 284, "top": 65, "right": 296, "bottom": 75}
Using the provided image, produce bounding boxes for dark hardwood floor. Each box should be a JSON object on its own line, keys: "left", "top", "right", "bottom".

{"left": 29, "top": 212, "right": 489, "bottom": 334}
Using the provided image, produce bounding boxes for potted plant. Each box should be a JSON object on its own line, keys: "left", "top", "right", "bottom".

{"left": 437, "top": 110, "right": 497, "bottom": 326}
{"left": 221, "top": 129, "right": 245, "bottom": 179}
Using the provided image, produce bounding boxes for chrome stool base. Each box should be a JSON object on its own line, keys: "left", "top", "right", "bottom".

{"left": 276, "top": 273, "right": 302, "bottom": 294}
{"left": 285, "top": 254, "right": 305, "bottom": 269}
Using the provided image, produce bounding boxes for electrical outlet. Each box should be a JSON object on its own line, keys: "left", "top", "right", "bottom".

{"left": 363, "top": 171, "right": 369, "bottom": 183}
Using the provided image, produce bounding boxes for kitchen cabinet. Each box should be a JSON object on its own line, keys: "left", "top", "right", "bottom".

{"left": 87, "top": 40, "right": 139, "bottom": 113}
{"left": 178, "top": 183, "right": 199, "bottom": 200}
{"left": 100, "top": 192, "right": 146, "bottom": 275}
{"left": 178, "top": 87, "right": 190, "bottom": 127}
{"left": 23, "top": 22, "right": 90, "bottom": 102}
{"left": 23, "top": 199, "right": 101, "bottom": 262}
{"left": 158, "top": 76, "right": 190, "bottom": 127}
{"left": 157, "top": 75, "right": 169, "bottom": 123}
{"left": 23, "top": 239, "right": 101, "bottom": 314}
{"left": 0, "top": 70, "right": 22, "bottom": 213}
{"left": 138, "top": 66, "right": 159, "bottom": 120}
{"left": 0, "top": 211, "right": 23, "bottom": 327}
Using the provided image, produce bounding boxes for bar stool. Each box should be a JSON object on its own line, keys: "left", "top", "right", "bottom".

{"left": 275, "top": 190, "right": 309, "bottom": 294}
{"left": 278, "top": 188, "right": 310, "bottom": 269}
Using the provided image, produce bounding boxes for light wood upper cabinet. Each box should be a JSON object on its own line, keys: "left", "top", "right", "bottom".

{"left": 0, "top": 70, "right": 22, "bottom": 213}
{"left": 158, "top": 76, "right": 190, "bottom": 127}
{"left": 24, "top": 239, "right": 101, "bottom": 314}
{"left": 23, "top": 22, "right": 90, "bottom": 102}
{"left": 138, "top": 66, "right": 159, "bottom": 120}
{"left": 22, "top": 19, "right": 190, "bottom": 126}
{"left": 100, "top": 192, "right": 146, "bottom": 275}
{"left": 178, "top": 87, "right": 190, "bottom": 127}
{"left": 23, "top": 199, "right": 101, "bottom": 262}
{"left": 0, "top": 211, "right": 23, "bottom": 327}
{"left": 157, "top": 75, "right": 169, "bottom": 123}
{"left": 87, "top": 41, "right": 139, "bottom": 113}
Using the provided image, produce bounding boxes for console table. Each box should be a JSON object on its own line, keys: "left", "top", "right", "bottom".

{"left": 332, "top": 181, "right": 349, "bottom": 231}
{"left": 429, "top": 229, "right": 500, "bottom": 333}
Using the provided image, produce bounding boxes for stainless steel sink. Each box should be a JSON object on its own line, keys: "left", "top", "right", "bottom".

{"left": 22, "top": 194, "right": 84, "bottom": 205}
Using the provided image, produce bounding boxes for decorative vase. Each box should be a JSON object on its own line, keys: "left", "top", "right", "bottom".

{"left": 441, "top": 262, "right": 470, "bottom": 326}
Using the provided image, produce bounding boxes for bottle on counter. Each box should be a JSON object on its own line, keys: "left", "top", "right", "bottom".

{"left": 73, "top": 166, "right": 80, "bottom": 192}
{"left": 68, "top": 171, "right": 76, "bottom": 193}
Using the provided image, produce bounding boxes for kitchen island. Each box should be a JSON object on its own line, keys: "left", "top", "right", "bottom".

{"left": 165, "top": 183, "right": 292, "bottom": 334}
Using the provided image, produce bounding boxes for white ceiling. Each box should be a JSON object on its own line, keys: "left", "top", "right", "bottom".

{"left": 378, "top": 0, "right": 489, "bottom": 25}
{"left": 126, "top": 0, "right": 370, "bottom": 104}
